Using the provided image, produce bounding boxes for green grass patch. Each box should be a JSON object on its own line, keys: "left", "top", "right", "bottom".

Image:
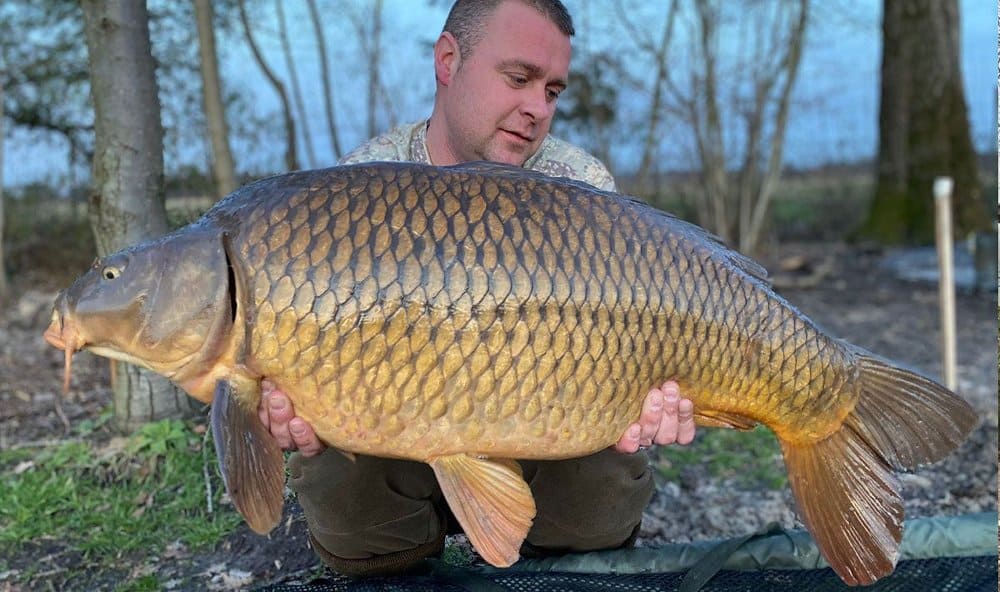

{"left": 654, "top": 425, "right": 787, "bottom": 490}
{"left": 0, "top": 416, "right": 240, "bottom": 570}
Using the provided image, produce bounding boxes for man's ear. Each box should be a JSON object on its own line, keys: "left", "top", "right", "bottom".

{"left": 434, "top": 32, "right": 461, "bottom": 86}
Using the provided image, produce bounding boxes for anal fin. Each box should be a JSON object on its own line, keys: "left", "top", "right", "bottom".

{"left": 211, "top": 379, "right": 285, "bottom": 534}
{"left": 430, "top": 454, "right": 536, "bottom": 567}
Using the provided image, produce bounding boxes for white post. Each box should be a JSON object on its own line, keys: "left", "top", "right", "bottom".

{"left": 933, "top": 177, "right": 957, "bottom": 391}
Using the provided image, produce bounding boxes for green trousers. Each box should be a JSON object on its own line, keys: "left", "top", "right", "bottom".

{"left": 289, "top": 448, "right": 653, "bottom": 576}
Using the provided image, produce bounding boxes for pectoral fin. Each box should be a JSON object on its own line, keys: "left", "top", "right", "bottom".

{"left": 211, "top": 379, "right": 285, "bottom": 534}
{"left": 430, "top": 454, "right": 536, "bottom": 567}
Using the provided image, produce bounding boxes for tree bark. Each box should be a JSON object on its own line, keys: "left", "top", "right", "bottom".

{"left": 193, "top": 0, "right": 238, "bottom": 197}
{"left": 862, "top": 0, "right": 985, "bottom": 244}
{"left": 81, "top": 0, "right": 198, "bottom": 432}
{"left": 237, "top": 0, "right": 297, "bottom": 172}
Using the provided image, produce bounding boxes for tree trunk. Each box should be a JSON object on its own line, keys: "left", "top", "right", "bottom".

{"left": 862, "top": 0, "right": 985, "bottom": 244}
{"left": 81, "top": 0, "right": 198, "bottom": 432}
{"left": 237, "top": 0, "right": 297, "bottom": 172}
{"left": 366, "top": 0, "right": 384, "bottom": 138}
{"left": 0, "top": 75, "right": 9, "bottom": 302}
{"left": 193, "top": 0, "right": 238, "bottom": 198}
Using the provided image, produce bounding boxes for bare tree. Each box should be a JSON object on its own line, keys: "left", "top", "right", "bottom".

{"left": 645, "top": 0, "right": 808, "bottom": 255}
{"left": 306, "top": 0, "right": 343, "bottom": 160}
{"left": 81, "top": 0, "right": 197, "bottom": 431}
{"left": 860, "top": 0, "right": 985, "bottom": 243}
{"left": 276, "top": 0, "right": 317, "bottom": 169}
{"left": 237, "top": 0, "right": 298, "bottom": 171}
{"left": 615, "top": 0, "right": 680, "bottom": 190}
{"left": 193, "top": 0, "right": 237, "bottom": 197}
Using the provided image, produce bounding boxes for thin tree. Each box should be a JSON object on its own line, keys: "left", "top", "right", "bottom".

{"left": 306, "top": 0, "right": 343, "bottom": 159}
{"left": 0, "top": 74, "right": 8, "bottom": 302}
{"left": 615, "top": 0, "right": 680, "bottom": 190}
{"left": 638, "top": 0, "right": 808, "bottom": 255}
{"left": 193, "top": 0, "right": 237, "bottom": 197}
{"left": 237, "top": 0, "right": 297, "bottom": 171}
{"left": 347, "top": 0, "right": 387, "bottom": 138}
{"left": 367, "top": 0, "right": 383, "bottom": 138}
{"left": 81, "top": 0, "right": 197, "bottom": 431}
{"left": 860, "top": 0, "right": 985, "bottom": 243}
{"left": 276, "top": 0, "right": 317, "bottom": 168}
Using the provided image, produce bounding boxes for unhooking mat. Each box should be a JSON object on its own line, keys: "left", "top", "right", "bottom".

{"left": 262, "top": 511, "right": 998, "bottom": 591}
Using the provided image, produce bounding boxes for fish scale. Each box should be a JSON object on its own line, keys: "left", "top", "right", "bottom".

{"left": 45, "top": 161, "right": 976, "bottom": 584}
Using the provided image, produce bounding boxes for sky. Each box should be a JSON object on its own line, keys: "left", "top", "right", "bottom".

{"left": 3, "top": 0, "right": 998, "bottom": 188}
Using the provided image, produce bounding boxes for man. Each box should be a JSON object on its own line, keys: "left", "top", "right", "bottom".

{"left": 259, "top": 0, "right": 696, "bottom": 576}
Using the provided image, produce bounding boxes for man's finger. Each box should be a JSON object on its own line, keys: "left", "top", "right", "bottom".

{"left": 677, "top": 398, "right": 696, "bottom": 445}
{"left": 613, "top": 423, "right": 642, "bottom": 454}
{"left": 290, "top": 418, "right": 326, "bottom": 457}
{"left": 653, "top": 381, "right": 681, "bottom": 445}
{"left": 637, "top": 388, "right": 664, "bottom": 445}
{"left": 257, "top": 380, "right": 276, "bottom": 430}
{"left": 266, "top": 391, "right": 296, "bottom": 450}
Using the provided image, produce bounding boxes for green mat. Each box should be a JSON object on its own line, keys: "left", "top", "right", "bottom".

{"left": 262, "top": 512, "right": 998, "bottom": 591}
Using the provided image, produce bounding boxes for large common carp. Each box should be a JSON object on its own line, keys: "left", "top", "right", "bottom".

{"left": 44, "top": 162, "right": 975, "bottom": 585}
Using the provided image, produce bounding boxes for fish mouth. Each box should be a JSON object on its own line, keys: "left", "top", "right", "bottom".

{"left": 43, "top": 304, "right": 84, "bottom": 394}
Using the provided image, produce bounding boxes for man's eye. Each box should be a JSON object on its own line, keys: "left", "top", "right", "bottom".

{"left": 546, "top": 88, "right": 562, "bottom": 101}
{"left": 507, "top": 73, "right": 528, "bottom": 86}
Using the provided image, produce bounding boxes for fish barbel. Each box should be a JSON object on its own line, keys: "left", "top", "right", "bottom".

{"left": 43, "top": 161, "right": 976, "bottom": 585}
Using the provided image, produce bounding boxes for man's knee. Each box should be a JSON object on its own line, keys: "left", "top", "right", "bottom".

{"left": 521, "top": 449, "right": 653, "bottom": 553}
{"left": 289, "top": 450, "right": 446, "bottom": 574}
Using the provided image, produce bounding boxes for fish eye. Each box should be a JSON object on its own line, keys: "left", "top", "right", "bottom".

{"left": 102, "top": 266, "right": 121, "bottom": 280}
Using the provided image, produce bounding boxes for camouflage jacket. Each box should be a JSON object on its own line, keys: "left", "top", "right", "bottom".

{"left": 338, "top": 120, "right": 616, "bottom": 192}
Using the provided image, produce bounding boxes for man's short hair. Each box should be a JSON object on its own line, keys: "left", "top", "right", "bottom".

{"left": 443, "top": 0, "right": 575, "bottom": 59}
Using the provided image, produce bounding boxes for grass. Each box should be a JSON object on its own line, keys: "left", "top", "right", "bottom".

{"left": 653, "top": 425, "right": 787, "bottom": 491}
{"left": 0, "top": 414, "right": 241, "bottom": 585}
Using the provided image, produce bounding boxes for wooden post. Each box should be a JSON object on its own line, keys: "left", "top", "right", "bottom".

{"left": 933, "top": 177, "right": 957, "bottom": 391}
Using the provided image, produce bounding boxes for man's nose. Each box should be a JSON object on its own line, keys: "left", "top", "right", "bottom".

{"left": 520, "top": 86, "right": 553, "bottom": 122}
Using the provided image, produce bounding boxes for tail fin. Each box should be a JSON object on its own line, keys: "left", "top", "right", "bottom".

{"left": 780, "top": 353, "right": 978, "bottom": 585}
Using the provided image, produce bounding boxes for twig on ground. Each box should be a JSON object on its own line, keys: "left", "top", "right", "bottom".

{"left": 53, "top": 396, "right": 71, "bottom": 434}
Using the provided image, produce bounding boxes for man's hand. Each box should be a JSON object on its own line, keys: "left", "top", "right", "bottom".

{"left": 613, "top": 381, "right": 696, "bottom": 454}
{"left": 258, "top": 380, "right": 327, "bottom": 457}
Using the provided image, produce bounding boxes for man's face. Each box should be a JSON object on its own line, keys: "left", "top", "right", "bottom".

{"left": 435, "top": 1, "right": 571, "bottom": 166}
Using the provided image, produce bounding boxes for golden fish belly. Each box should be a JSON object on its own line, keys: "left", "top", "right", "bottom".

{"left": 234, "top": 163, "right": 859, "bottom": 459}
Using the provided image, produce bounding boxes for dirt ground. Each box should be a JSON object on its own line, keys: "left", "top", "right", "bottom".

{"left": 0, "top": 241, "right": 996, "bottom": 590}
